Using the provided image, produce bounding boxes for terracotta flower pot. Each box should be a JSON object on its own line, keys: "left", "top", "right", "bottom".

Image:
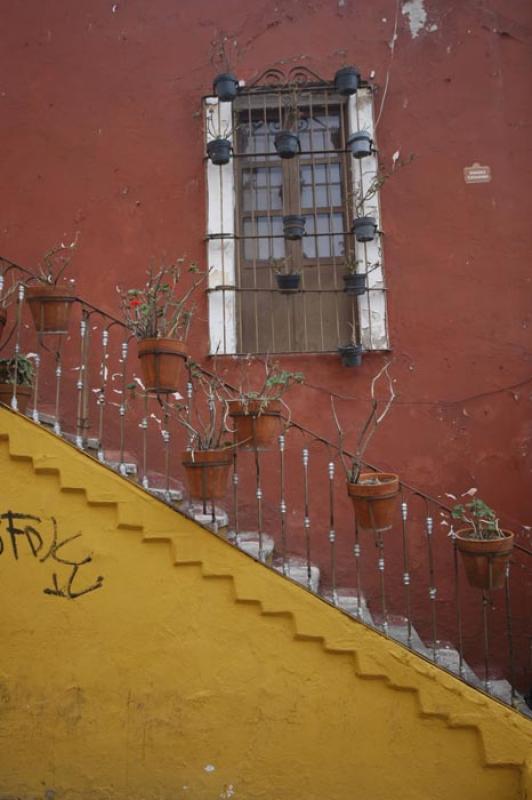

{"left": 182, "top": 449, "right": 232, "bottom": 500}
{"left": 137, "top": 338, "right": 187, "bottom": 394}
{"left": 228, "top": 398, "right": 282, "bottom": 450}
{"left": 347, "top": 472, "right": 399, "bottom": 532}
{"left": 26, "top": 285, "right": 75, "bottom": 334}
{"left": 455, "top": 528, "right": 514, "bottom": 590}
{"left": 0, "top": 383, "right": 32, "bottom": 413}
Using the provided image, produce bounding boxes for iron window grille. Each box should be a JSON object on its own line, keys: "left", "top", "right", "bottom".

{"left": 204, "top": 66, "right": 389, "bottom": 356}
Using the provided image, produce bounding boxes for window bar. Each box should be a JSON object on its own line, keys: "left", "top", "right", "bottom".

{"left": 353, "top": 513, "right": 363, "bottom": 619}
{"left": 307, "top": 90, "right": 326, "bottom": 352}
{"left": 481, "top": 589, "right": 491, "bottom": 691}
{"left": 503, "top": 562, "right": 516, "bottom": 706}
{"left": 249, "top": 94, "right": 260, "bottom": 353}
{"left": 217, "top": 100, "right": 228, "bottom": 356}
{"left": 400, "top": 494, "right": 413, "bottom": 646}
{"left": 451, "top": 527, "right": 465, "bottom": 678}
{"left": 75, "top": 310, "right": 91, "bottom": 449}
{"left": 265, "top": 101, "right": 277, "bottom": 353}
{"left": 328, "top": 460, "right": 337, "bottom": 604}
{"left": 279, "top": 433, "right": 287, "bottom": 574}
{"left": 234, "top": 115, "right": 244, "bottom": 352}
{"left": 354, "top": 96, "right": 374, "bottom": 349}
{"left": 117, "top": 339, "right": 129, "bottom": 476}
{"left": 141, "top": 390, "right": 149, "bottom": 489}
{"left": 425, "top": 507, "right": 438, "bottom": 661}
{"left": 323, "top": 89, "right": 342, "bottom": 344}
{"left": 302, "top": 447, "right": 312, "bottom": 589}
{"left": 96, "top": 327, "right": 110, "bottom": 462}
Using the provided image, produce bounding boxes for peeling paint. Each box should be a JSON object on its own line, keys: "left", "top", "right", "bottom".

{"left": 402, "top": 0, "right": 437, "bottom": 38}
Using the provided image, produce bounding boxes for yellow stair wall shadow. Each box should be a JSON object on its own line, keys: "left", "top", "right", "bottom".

{"left": 0, "top": 406, "right": 531, "bottom": 800}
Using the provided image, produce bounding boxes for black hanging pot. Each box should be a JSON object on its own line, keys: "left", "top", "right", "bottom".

{"left": 342, "top": 273, "right": 367, "bottom": 296}
{"left": 274, "top": 130, "right": 300, "bottom": 159}
{"left": 334, "top": 66, "right": 361, "bottom": 96}
{"left": 283, "top": 215, "right": 306, "bottom": 240}
{"left": 353, "top": 216, "right": 377, "bottom": 243}
{"left": 213, "top": 73, "right": 239, "bottom": 102}
{"left": 276, "top": 273, "right": 301, "bottom": 293}
{"left": 347, "top": 131, "right": 373, "bottom": 159}
{"left": 338, "top": 343, "right": 363, "bottom": 367}
{"left": 207, "top": 138, "right": 232, "bottom": 165}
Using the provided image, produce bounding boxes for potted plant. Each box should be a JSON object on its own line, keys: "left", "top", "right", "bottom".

{"left": 206, "top": 110, "right": 233, "bottom": 165}
{"left": 333, "top": 362, "right": 399, "bottom": 531}
{"left": 342, "top": 254, "right": 367, "bottom": 296}
{"left": 25, "top": 236, "right": 79, "bottom": 335}
{"left": 283, "top": 214, "right": 306, "bottom": 241}
{"left": 228, "top": 359, "right": 304, "bottom": 450}
{"left": 213, "top": 72, "right": 239, "bottom": 102}
{"left": 334, "top": 65, "right": 361, "bottom": 96}
{"left": 451, "top": 496, "right": 514, "bottom": 590}
{"left": 0, "top": 355, "right": 34, "bottom": 413}
{"left": 272, "top": 256, "right": 301, "bottom": 293}
{"left": 338, "top": 324, "right": 364, "bottom": 367}
{"left": 353, "top": 216, "right": 377, "bottom": 243}
{"left": 347, "top": 130, "right": 373, "bottom": 159}
{"left": 120, "top": 259, "right": 206, "bottom": 395}
{"left": 274, "top": 86, "right": 301, "bottom": 159}
{"left": 175, "top": 368, "right": 234, "bottom": 502}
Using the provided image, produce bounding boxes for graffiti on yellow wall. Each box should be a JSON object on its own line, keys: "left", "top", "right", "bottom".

{"left": 0, "top": 511, "right": 103, "bottom": 599}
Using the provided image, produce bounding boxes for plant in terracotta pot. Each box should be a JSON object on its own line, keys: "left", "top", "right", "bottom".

{"left": 120, "top": 259, "right": 206, "bottom": 395}
{"left": 271, "top": 255, "right": 301, "bottom": 293}
{"left": 175, "top": 367, "right": 234, "bottom": 502}
{"left": 450, "top": 495, "right": 514, "bottom": 591}
{"left": 228, "top": 358, "right": 304, "bottom": 450}
{"left": 333, "top": 362, "right": 398, "bottom": 532}
{"left": 25, "top": 235, "right": 79, "bottom": 335}
{"left": 0, "top": 355, "right": 34, "bottom": 413}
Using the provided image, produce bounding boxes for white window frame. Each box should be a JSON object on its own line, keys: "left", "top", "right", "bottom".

{"left": 204, "top": 89, "right": 389, "bottom": 355}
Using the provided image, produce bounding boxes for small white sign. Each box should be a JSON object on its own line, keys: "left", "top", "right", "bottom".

{"left": 463, "top": 163, "right": 492, "bottom": 184}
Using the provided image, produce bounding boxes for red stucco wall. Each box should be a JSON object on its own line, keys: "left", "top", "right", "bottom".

{"left": 1, "top": 0, "right": 531, "bottom": 681}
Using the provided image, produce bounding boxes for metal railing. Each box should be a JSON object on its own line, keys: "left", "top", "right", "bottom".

{"left": 0, "top": 260, "right": 530, "bottom": 713}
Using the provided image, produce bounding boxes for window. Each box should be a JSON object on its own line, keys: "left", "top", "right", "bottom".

{"left": 205, "top": 68, "right": 389, "bottom": 355}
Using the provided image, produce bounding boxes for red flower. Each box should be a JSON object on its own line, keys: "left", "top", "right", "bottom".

{"left": 130, "top": 299, "right": 141, "bottom": 308}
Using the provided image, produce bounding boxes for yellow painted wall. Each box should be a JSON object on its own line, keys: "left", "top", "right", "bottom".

{"left": 0, "top": 406, "right": 531, "bottom": 800}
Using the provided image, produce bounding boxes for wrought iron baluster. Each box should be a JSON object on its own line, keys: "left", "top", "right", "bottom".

{"left": 302, "top": 447, "right": 312, "bottom": 589}
{"left": 279, "top": 434, "right": 287, "bottom": 574}
{"left": 162, "top": 405, "right": 171, "bottom": 503}
{"left": 401, "top": 495, "right": 412, "bottom": 646}
{"left": 328, "top": 461, "right": 336, "bottom": 603}
{"left": 75, "top": 310, "right": 90, "bottom": 448}
{"left": 10, "top": 283, "right": 25, "bottom": 411}
{"left": 504, "top": 561, "right": 516, "bottom": 707}
{"left": 118, "top": 339, "right": 128, "bottom": 475}
{"left": 31, "top": 353, "right": 40, "bottom": 424}
{"left": 53, "top": 353, "right": 62, "bottom": 436}
{"left": 481, "top": 590, "right": 491, "bottom": 691}
{"left": 425, "top": 509, "right": 438, "bottom": 661}
{"left": 451, "top": 528, "right": 465, "bottom": 678}
{"left": 96, "top": 327, "right": 110, "bottom": 462}
{"left": 232, "top": 448, "right": 239, "bottom": 546}
{"left": 141, "top": 391, "right": 149, "bottom": 489}
{"left": 353, "top": 515, "right": 362, "bottom": 619}
{"left": 254, "top": 419, "right": 264, "bottom": 561}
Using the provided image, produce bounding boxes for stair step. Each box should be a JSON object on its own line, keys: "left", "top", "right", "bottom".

{"left": 322, "top": 589, "right": 374, "bottom": 625}
{"left": 228, "top": 531, "right": 275, "bottom": 564}
{"left": 184, "top": 502, "right": 228, "bottom": 532}
{"left": 274, "top": 556, "right": 320, "bottom": 593}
